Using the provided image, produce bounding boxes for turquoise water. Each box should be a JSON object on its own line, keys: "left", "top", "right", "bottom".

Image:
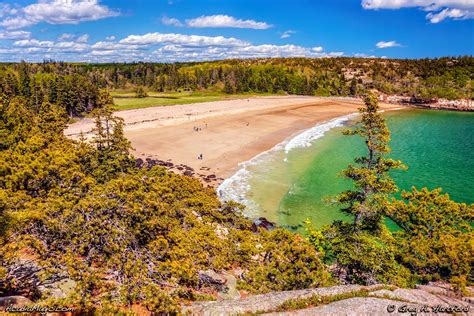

{"left": 243, "top": 109, "right": 474, "bottom": 231}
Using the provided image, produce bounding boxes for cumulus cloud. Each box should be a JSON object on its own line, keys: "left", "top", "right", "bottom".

{"left": 161, "top": 17, "right": 183, "bottom": 27}
{"left": 14, "top": 39, "right": 55, "bottom": 48}
{"left": 76, "top": 34, "right": 89, "bottom": 43}
{"left": 120, "top": 32, "right": 249, "bottom": 47}
{"left": 58, "top": 33, "right": 74, "bottom": 41}
{"left": 105, "top": 35, "right": 116, "bottom": 41}
{"left": 376, "top": 40, "right": 401, "bottom": 48}
{"left": 280, "top": 30, "right": 296, "bottom": 39}
{"left": 186, "top": 15, "right": 272, "bottom": 29}
{"left": 0, "top": 30, "right": 31, "bottom": 40}
{"left": 153, "top": 43, "right": 341, "bottom": 62}
{"left": 0, "top": 0, "right": 119, "bottom": 29}
{"left": 1, "top": 31, "right": 345, "bottom": 62}
{"left": 312, "top": 46, "right": 324, "bottom": 52}
{"left": 362, "top": 0, "right": 474, "bottom": 23}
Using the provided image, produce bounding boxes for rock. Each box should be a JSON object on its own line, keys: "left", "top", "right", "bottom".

{"left": 183, "top": 283, "right": 474, "bottom": 315}
{"left": 266, "top": 297, "right": 424, "bottom": 316}
{"left": 183, "top": 285, "right": 376, "bottom": 315}
{"left": 369, "top": 288, "right": 467, "bottom": 306}
{"left": 38, "top": 278, "right": 76, "bottom": 299}
{"left": 184, "top": 170, "right": 193, "bottom": 176}
{"left": 197, "top": 270, "right": 240, "bottom": 301}
{"left": 198, "top": 270, "right": 227, "bottom": 293}
{"left": 0, "top": 296, "right": 32, "bottom": 309}
{"left": 252, "top": 217, "right": 276, "bottom": 231}
{"left": 135, "top": 158, "right": 144, "bottom": 168}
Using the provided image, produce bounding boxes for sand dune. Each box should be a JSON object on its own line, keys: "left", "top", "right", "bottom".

{"left": 66, "top": 96, "right": 402, "bottom": 185}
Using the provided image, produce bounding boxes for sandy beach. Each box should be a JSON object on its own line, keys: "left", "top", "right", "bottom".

{"left": 66, "top": 96, "right": 402, "bottom": 185}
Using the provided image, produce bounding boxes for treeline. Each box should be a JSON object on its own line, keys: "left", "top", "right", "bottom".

{"left": 1, "top": 56, "right": 472, "bottom": 116}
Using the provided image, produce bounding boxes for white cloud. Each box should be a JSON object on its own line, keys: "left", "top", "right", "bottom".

{"left": 105, "top": 35, "right": 116, "bottom": 41}
{"left": 426, "top": 7, "right": 472, "bottom": 22}
{"left": 362, "top": 0, "right": 474, "bottom": 22}
{"left": 58, "top": 33, "right": 74, "bottom": 41}
{"left": 91, "top": 41, "right": 141, "bottom": 51}
{"left": 161, "top": 17, "right": 183, "bottom": 27}
{"left": 1, "top": 31, "right": 343, "bottom": 62}
{"left": 354, "top": 53, "right": 377, "bottom": 58}
{"left": 0, "top": 30, "right": 31, "bottom": 40}
{"left": 152, "top": 43, "right": 341, "bottom": 62}
{"left": 312, "top": 46, "right": 324, "bottom": 52}
{"left": 120, "top": 32, "right": 249, "bottom": 47}
{"left": 376, "top": 40, "right": 401, "bottom": 48}
{"left": 186, "top": 15, "right": 272, "bottom": 29}
{"left": 14, "top": 39, "right": 55, "bottom": 48}
{"left": 281, "top": 30, "right": 296, "bottom": 39}
{"left": 0, "top": 0, "right": 119, "bottom": 29}
{"left": 76, "top": 34, "right": 89, "bottom": 43}
{"left": 0, "top": 3, "right": 18, "bottom": 18}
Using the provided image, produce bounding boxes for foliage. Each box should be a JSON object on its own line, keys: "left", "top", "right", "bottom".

{"left": 308, "top": 222, "right": 413, "bottom": 287}
{"left": 0, "top": 91, "right": 330, "bottom": 313}
{"left": 387, "top": 188, "right": 474, "bottom": 293}
{"left": 134, "top": 86, "right": 148, "bottom": 98}
{"left": 238, "top": 229, "right": 331, "bottom": 293}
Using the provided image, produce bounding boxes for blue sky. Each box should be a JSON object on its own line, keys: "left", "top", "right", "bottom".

{"left": 0, "top": 0, "right": 472, "bottom": 62}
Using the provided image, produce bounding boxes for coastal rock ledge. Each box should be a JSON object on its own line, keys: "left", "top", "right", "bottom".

{"left": 182, "top": 283, "right": 473, "bottom": 315}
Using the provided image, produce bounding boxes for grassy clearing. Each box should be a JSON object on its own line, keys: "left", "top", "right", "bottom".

{"left": 111, "top": 91, "right": 282, "bottom": 111}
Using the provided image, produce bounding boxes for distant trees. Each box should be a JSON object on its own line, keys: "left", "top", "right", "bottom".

{"left": 0, "top": 56, "right": 472, "bottom": 118}
{"left": 135, "top": 86, "right": 148, "bottom": 98}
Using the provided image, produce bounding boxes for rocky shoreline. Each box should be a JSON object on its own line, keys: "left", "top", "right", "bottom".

{"left": 379, "top": 95, "right": 473, "bottom": 112}
{"left": 135, "top": 157, "right": 225, "bottom": 187}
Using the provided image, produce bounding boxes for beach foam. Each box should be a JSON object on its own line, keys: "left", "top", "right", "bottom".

{"left": 217, "top": 113, "right": 358, "bottom": 215}
{"left": 284, "top": 114, "right": 357, "bottom": 153}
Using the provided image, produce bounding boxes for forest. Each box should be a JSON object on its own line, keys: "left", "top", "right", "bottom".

{"left": 0, "top": 59, "right": 473, "bottom": 314}
{"left": 0, "top": 56, "right": 472, "bottom": 116}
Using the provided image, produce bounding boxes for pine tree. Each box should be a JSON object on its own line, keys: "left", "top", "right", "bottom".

{"left": 337, "top": 93, "right": 404, "bottom": 231}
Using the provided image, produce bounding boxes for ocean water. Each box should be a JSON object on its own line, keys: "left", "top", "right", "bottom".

{"left": 218, "top": 109, "right": 474, "bottom": 232}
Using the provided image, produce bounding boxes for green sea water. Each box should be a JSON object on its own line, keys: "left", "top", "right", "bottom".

{"left": 242, "top": 109, "right": 474, "bottom": 231}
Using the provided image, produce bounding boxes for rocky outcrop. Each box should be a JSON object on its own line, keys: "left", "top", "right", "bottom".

{"left": 182, "top": 285, "right": 381, "bottom": 315}
{"left": 183, "top": 283, "right": 473, "bottom": 315}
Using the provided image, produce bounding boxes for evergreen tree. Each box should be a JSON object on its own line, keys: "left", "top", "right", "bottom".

{"left": 135, "top": 86, "right": 148, "bottom": 98}
{"left": 337, "top": 93, "right": 404, "bottom": 231}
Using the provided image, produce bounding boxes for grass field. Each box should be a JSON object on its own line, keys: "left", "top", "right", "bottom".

{"left": 111, "top": 91, "right": 281, "bottom": 110}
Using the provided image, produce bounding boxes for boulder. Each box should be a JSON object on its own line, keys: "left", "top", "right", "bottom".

{"left": 0, "top": 296, "right": 33, "bottom": 310}
{"left": 252, "top": 217, "right": 276, "bottom": 231}
{"left": 37, "top": 278, "right": 76, "bottom": 299}
{"left": 197, "top": 270, "right": 240, "bottom": 301}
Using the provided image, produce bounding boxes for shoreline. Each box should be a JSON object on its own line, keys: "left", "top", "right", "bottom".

{"left": 216, "top": 108, "right": 404, "bottom": 214}
{"left": 66, "top": 96, "right": 404, "bottom": 186}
